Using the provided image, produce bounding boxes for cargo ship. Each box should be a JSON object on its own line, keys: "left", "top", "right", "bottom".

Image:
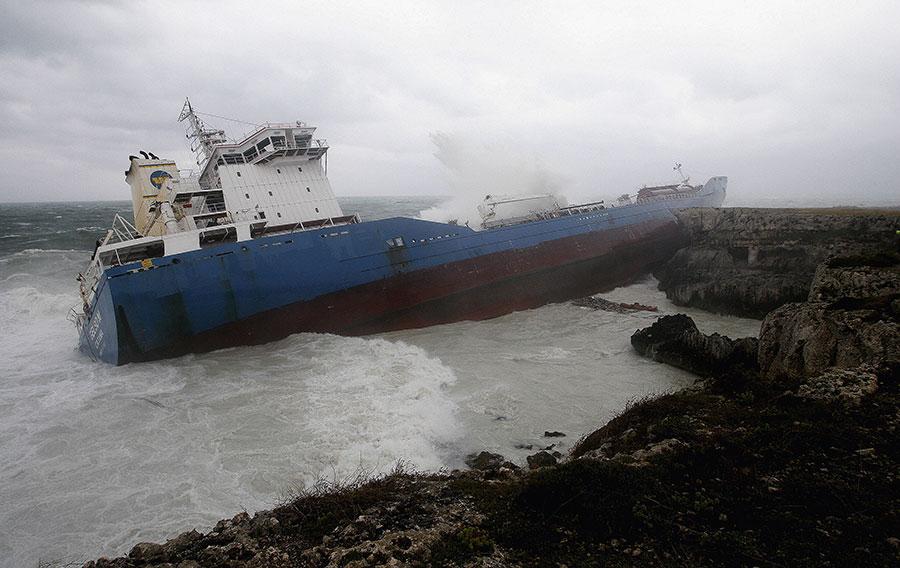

{"left": 71, "top": 100, "right": 726, "bottom": 365}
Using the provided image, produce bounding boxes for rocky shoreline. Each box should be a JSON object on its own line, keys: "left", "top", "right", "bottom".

{"left": 82, "top": 212, "right": 899, "bottom": 567}
{"left": 655, "top": 207, "right": 900, "bottom": 318}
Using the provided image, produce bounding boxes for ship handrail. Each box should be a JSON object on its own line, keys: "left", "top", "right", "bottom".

{"left": 107, "top": 214, "right": 142, "bottom": 243}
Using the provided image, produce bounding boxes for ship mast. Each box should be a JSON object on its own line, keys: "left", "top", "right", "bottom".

{"left": 673, "top": 162, "right": 690, "bottom": 185}
{"left": 178, "top": 98, "right": 227, "bottom": 167}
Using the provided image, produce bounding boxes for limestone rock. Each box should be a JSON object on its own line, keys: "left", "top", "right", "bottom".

{"left": 631, "top": 314, "right": 758, "bottom": 376}
{"left": 810, "top": 254, "right": 900, "bottom": 302}
{"left": 758, "top": 252, "right": 899, "bottom": 379}
{"left": 655, "top": 208, "right": 900, "bottom": 318}
{"left": 630, "top": 439, "right": 688, "bottom": 465}
{"left": 797, "top": 366, "right": 879, "bottom": 406}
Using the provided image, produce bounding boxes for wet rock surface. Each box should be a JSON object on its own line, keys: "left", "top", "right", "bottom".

{"left": 464, "top": 451, "right": 505, "bottom": 471}
{"left": 571, "top": 296, "right": 658, "bottom": 313}
{"left": 655, "top": 207, "right": 900, "bottom": 318}
{"left": 525, "top": 451, "right": 558, "bottom": 469}
{"left": 630, "top": 313, "right": 759, "bottom": 376}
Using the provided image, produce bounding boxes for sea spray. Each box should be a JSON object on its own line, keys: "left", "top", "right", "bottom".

{"left": 418, "top": 132, "right": 570, "bottom": 225}
{"left": 300, "top": 335, "right": 462, "bottom": 475}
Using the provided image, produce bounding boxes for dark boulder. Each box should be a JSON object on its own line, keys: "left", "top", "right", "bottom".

{"left": 128, "top": 542, "right": 166, "bottom": 562}
{"left": 631, "top": 314, "right": 758, "bottom": 376}
{"left": 465, "top": 451, "right": 506, "bottom": 471}
{"left": 526, "top": 451, "right": 558, "bottom": 469}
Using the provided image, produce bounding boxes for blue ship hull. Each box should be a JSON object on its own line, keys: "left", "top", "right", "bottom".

{"left": 78, "top": 181, "right": 725, "bottom": 364}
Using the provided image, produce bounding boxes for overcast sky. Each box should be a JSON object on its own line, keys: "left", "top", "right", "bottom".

{"left": 1, "top": 0, "right": 898, "bottom": 204}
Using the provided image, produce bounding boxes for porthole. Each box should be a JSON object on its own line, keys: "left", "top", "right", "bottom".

{"left": 244, "top": 193, "right": 249, "bottom": 199}
{"left": 276, "top": 168, "right": 281, "bottom": 174}
{"left": 298, "top": 167, "right": 303, "bottom": 172}
{"left": 315, "top": 207, "right": 319, "bottom": 213}
{"left": 268, "top": 191, "right": 273, "bottom": 196}
{"left": 236, "top": 171, "right": 241, "bottom": 177}
{"left": 277, "top": 212, "right": 282, "bottom": 218}
{"left": 306, "top": 187, "right": 311, "bottom": 192}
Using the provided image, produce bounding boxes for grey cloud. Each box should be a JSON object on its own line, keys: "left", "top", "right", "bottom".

{"left": 0, "top": 1, "right": 898, "bottom": 204}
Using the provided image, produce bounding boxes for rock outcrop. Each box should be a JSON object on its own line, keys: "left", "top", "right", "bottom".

{"left": 655, "top": 208, "right": 900, "bottom": 318}
{"left": 758, "top": 253, "right": 900, "bottom": 380}
{"left": 571, "top": 296, "right": 658, "bottom": 313}
{"left": 630, "top": 313, "right": 758, "bottom": 376}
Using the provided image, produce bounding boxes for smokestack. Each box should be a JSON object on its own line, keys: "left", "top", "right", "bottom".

{"left": 139, "top": 151, "right": 149, "bottom": 159}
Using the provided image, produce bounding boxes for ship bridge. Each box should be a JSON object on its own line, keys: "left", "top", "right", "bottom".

{"left": 173, "top": 100, "right": 343, "bottom": 232}
{"left": 100, "top": 100, "right": 355, "bottom": 273}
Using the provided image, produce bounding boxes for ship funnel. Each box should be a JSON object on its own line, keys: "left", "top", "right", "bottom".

{"left": 124, "top": 156, "right": 181, "bottom": 236}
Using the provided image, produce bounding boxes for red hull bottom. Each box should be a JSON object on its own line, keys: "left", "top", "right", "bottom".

{"left": 127, "top": 220, "right": 684, "bottom": 363}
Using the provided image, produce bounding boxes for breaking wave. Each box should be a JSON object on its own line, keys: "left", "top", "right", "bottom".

{"left": 0, "top": 246, "right": 464, "bottom": 565}
{"left": 418, "top": 132, "right": 570, "bottom": 226}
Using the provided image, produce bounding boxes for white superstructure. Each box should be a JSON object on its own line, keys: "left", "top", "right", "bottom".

{"left": 71, "top": 100, "right": 358, "bottom": 321}
{"left": 124, "top": 99, "right": 349, "bottom": 245}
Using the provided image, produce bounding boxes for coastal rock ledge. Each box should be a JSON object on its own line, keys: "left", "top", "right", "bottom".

{"left": 630, "top": 313, "right": 758, "bottom": 376}
{"left": 655, "top": 207, "right": 900, "bottom": 318}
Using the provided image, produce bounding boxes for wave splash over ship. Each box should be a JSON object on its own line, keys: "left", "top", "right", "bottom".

{"left": 418, "top": 132, "right": 569, "bottom": 226}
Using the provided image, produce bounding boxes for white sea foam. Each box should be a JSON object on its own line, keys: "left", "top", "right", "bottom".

{"left": 0, "top": 282, "right": 464, "bottom": 565}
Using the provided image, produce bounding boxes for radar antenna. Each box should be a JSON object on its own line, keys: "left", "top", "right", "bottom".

{"left": 178, "top": 98, "right": 226, "bottom": 166}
